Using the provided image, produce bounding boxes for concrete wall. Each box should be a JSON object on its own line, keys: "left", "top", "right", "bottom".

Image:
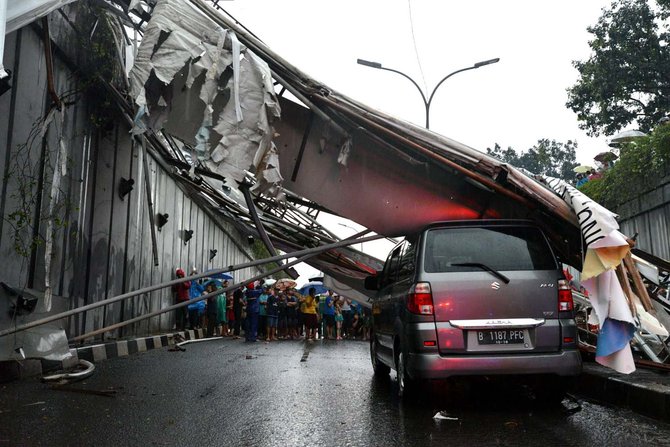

{"left": 0, "top": 19, "right": 257, "bottom": 344}
{"left": 614, "top": 173, "right": 670, "bottom": 261}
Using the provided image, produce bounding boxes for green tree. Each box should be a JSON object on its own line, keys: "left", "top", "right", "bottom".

{"left": 486, "top": 139, "right": 579, "bottom": 180}
{"left": 566, "top": 0, "right": 670, "bottom": 137}
{"left": 579, "top": 121, "right": 670, "bottom": 207}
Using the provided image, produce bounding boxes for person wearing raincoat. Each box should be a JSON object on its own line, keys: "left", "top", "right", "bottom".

{"left": 188, "top": 271, "right": 205, "bottom": 330}
{"left": 173, "top": 268, "right": 191, "bottom": 331}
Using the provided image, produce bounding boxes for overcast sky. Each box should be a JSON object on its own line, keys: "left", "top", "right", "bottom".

{"left": 224, "top": 0, "right": 616, "bottom": 167}
{"left": 221, "top": 0, "right": 617, "bottom": 285}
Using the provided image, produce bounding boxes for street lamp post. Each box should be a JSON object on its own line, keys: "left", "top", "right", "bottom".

{"left": 356, "top": 57, "right": 500, "bottom": 129}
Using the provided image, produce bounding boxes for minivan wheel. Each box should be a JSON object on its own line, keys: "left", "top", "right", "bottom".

{"left": 397, "top": 352, "right": 417, "bottom": 397}
{"left": 370, "top": 337, "right": 390, "bottom": 377}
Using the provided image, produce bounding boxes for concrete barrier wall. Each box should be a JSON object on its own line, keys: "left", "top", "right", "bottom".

{"left": 614, "top": 174, "right": 670, "bottom": 261}
{"left": 0, "top": 20, "right": 257, "bottom": 343}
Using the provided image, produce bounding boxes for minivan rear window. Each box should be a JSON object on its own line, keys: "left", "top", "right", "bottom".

{"left": 423, "top": 226, "right": 557, "bottom": 272}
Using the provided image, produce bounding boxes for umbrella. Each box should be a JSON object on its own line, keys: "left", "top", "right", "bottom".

{"left": 274, "top": 278, "right": 297, "bottom": 291}
{"left": 573, "top": 165, "right": 593, "bottom": 174}
{"left": 594, "top": 151, "right": 618, "bottom": 163}
{"left": 299, "top": 281, "right": 329, "bottom": 296}
{"left": 203, "top": 270, "right": 233, "bottom": 280}
{"left": 608, "top": 130, "right": 647, "bottom": 146}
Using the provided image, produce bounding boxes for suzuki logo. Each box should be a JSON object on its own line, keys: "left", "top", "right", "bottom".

{"left": 491, "top": 282, "right": 500, "bottom": 290}
{"left": 486, "top": 320, "right": 512, "bottom": 325}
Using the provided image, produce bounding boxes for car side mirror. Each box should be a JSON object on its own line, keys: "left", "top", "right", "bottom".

{"left": 364, "top": 275, "right": 380, "bottom": 291}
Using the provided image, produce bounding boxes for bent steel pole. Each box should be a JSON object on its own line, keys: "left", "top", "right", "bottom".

{"left": 239, "top": 180, "right": 295, "bottom": 278}
{"left": 0, "top": 234, "right": 384, "bottom": 338}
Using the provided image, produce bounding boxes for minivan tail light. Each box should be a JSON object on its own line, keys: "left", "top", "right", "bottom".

{"left": 558, "top": 279, "right": 573, "bottom": 312}
{"left": 407, "top": 282, "right": 434, "bottom": 315}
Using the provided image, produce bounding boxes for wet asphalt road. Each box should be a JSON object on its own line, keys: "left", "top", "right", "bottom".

{"left": 2, "top": 338, "right": 670, "bottom": 447}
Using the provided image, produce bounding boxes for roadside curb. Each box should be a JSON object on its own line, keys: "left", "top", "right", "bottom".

{"left": 0, "top": 329, "right": 206, "bottom": 383}
{"left": 73, "top": 329, "right": 204, "bottom": 364}
{"left": 576, "top": 362, "right": 670, "bottom": 421}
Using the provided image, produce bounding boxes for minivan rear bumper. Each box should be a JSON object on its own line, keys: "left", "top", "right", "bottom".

{"left": 407, "top": 350, "right": 582, "bottom": 379}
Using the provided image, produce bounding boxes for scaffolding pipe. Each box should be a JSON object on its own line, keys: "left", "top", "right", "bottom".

{"left": 633, "top": 332, "right": 663, "bottom": 363}
{"left": 0, "top": 234, "right": 384, "bottom": 338}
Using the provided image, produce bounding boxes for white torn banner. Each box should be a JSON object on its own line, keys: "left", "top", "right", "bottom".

{"left": 543, "top": 176, "right": 635, "bottom": 374}
{"left": 543, "top": 176, "right": 629, "bottom": 280}
{"left": 129, "top": 0, "right": 281, "bottom": 194}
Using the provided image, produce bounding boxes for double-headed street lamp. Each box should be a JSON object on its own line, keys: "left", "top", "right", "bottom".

{"left": 337, "top": 222, "right": 363, "bottom": 252}
{"left": 357, "top": 57, "right": 500, "bottom": 129}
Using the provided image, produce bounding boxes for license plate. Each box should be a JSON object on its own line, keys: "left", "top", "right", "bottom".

{"left": 477, "top": 329, "right": 525, "bottom": 345}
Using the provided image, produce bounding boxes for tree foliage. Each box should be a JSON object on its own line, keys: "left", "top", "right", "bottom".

{"left": 578, "top": 122, "right": 670, "bottom": 207}
{"left": 486, "top": 139, "right": 579, "bottom": 180}
{"left": 566, "top": 0, "right": 670, "bottom": 137}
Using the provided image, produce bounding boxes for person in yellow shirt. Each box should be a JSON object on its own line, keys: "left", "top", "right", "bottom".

{"left": 288, "top": 289, "right": 305, "bottom": 338}
{"left": 300, "top": 287, "right": 318, "bottom": 341}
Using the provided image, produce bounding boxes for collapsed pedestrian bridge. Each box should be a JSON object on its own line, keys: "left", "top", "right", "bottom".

{"left": 1, "top": 0, "right": 664, "bottom": 375}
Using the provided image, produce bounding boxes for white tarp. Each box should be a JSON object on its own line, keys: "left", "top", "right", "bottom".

{"left": 129, "top": 0, "right": 282, "bottom": 196}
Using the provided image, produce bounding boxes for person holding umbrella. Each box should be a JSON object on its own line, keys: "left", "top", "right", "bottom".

{"left": 232, "top": 286, "right": 244, "bottom": 339}
{"left": 204, "top": 281, "right": 219, "bottom": 337}
{"left": 300, "top": 287, "right": 319, "bottom": 341}
{"left": 188, "top": 269, "right": 205, "bottom": 330}
{"left": 265, "top": 286, "right": 279, "bottom": 342}
{"left": 573, "top": 165, "right": 592, "bottom": 188}
{"left": 173, "top": 268, "right": 191, "bottom": 331}
{"left": 217, "top": 280, "right": 229, "bottom": 336}
{"left": 245, "top": 281, "right": 261, "bottom": 342}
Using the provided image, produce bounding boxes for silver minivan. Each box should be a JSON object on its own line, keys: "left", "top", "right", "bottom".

{"left": 366, "top": 219, "right": 582, "bottom": 398}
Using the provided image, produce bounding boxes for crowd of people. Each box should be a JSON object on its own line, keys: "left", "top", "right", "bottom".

{"left": 173, "top": 270, "right": 371, "bottom": 343}
{"left": 575, "top": 168, "right": 602, "bottom": 187}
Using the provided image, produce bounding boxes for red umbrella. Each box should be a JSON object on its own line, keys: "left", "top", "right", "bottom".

{"left": 594, "top": 151, "right": 618, "bottom": 163}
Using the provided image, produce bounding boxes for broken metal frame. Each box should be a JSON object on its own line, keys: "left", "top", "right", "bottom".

{"left": 238, "top": 179, "right": 296, "bottom": 278}
{"left": 0, "top": 234, "right": 384, "bottom": 340}
{"left": 99, "top": 49, "right": 367, "bottom": 277}
{"left": 77, "top": 0, "right": 385, "bottom": 275}
{"left": 97, "top": 0, "right": 579, "bottom": 233}
{"left": 97, "top": 70, "right": 352, "bottom": 268}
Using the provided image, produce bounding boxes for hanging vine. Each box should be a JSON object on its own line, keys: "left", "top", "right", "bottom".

{"left": 2, "top": 110, "right": 73, "bottom": 260}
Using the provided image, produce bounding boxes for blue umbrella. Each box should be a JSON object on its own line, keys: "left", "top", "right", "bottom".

{"left": 204, "top": 270, "right": 233, "bottom": 280}
{"left": 299, "top": 281, "right": 329, "bottom": 296}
